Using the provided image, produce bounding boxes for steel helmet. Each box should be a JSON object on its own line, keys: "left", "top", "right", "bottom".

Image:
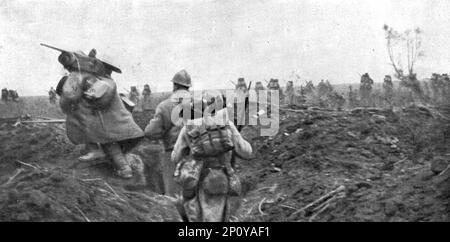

{"left": 171, "top": 69, "right": 191, "bottom": 87}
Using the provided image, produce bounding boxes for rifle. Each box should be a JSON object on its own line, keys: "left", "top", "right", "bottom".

{"left": 229, "top": 81, "right": 237, "bottom": 86}
{"left": 247, "top": 81, "right": 252, "bottom": 90}
{"left": 13, "top": 117, "right": 65, "bottom": 127}
{"left": 41, "top": 43, "right": 121, "bottom": 75}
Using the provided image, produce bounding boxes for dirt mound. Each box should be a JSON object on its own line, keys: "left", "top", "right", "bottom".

{"left": 0, "top": 114, "right": 181, "bottom": 222}
{"left": 235, "top": 106, "right": 450, "bottom": 222}
{"left": 0, "top": 122, "right": 76, "bottom": 178}
{"left": 1, "top": 103, "right": 448, "bottom": 221}
{"left": 0, "top": 168, "right": 181, "bottom": 221}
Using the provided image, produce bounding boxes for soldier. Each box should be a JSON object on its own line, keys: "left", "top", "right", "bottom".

{"left": 382, "top": 75, "right": 394, "bottom": 108}
{"left": 9, "top": 90, "right": 19, "bottom": 102}
{"left": 317, "top": 79, "right": 333, "bottom": 98}
{"left": 264, "top": 79, "right": 281, "bottom": 117}
{"left": 359, "top": 73, "right": 374, "bottom": 107}
{"left": 1, "top": 88, "right": 8, "bottom": 102}
{"left": 235, "top": 77, "right": 248, "bottom": 94}
{"left": 285, "top": 80, "right": 295, "bottom": 106}
{"left": 254, "top": 81, "right": 265, "bottom": 109}
{"left": 171, "top": 91, "right": 252, "bottom": 222}
{"left": 295, "top": 85, "right": 307, "bottom": 105}
{"left": 304, "top": 80, "right": 315, "bottom": 94}
{"left": 129, "top": 86, "right": 140, "bottom": 106}
{"left": 430, "top": 73, "right": 442, "bottom": 103}
{"left": 55, "top": 48, "right": 144, "bottom": 179}
{"left": 348, "top": 86, "right": 357, "bottom": 108}
{"left": 442, "top": 74, "right": 450, "bottom": 100}
{"left": 267, "top": 79, "right": 283, "bottom": 104}
{"left": 142, "top": 84, "right": 152, "bottom": 110}
{"left": 328, "top": 91, "right": 345, "bottom": 111}
{"left": 255, "top": 81, "right": 265, "bottom": 92}
{"left": 49, "top": 87, "right": 57, "bottom": 104}
{"left": 145, "top": 70, "right": 192, "bottom": 197}
{"left": 267, "top": 79, "right": 279, "bottom": 90}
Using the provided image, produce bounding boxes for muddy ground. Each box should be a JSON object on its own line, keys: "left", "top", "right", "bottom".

{"left": 0, "top": 101, "right": 449, "bottom": 221}
{"left": 0, "top": 109, "right": 180, "bottom": 222}
{"left": 236, "top": 105, "right": 450, "bottom": 222}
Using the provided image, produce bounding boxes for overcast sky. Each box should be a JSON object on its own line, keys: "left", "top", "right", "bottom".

{"left": 1, "top": 0, "right": 450, "bottom": 96}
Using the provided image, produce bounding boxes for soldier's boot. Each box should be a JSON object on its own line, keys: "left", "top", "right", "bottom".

{"left": 161, "top": 152, "right": 177, "bottom": 197}
{"left": 103, "top": 142, "right": 133, "bottom": 179}
{"left": 78, "top": 143, "right": 106, "bottom": 162}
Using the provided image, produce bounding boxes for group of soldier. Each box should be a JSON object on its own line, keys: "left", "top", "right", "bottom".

{"left": 44, "top": 44, "right": 415, "bottom": 222}
{"left": 428, "top": 73, "right": 450, "bottom": 104}
{"left": 230, "top": 73, "right": 400, "bottom": 110}
{"left": 358, "top": 72, "right": 450, "bottom": 107}
{"left": 126, "top": 84, "right": 152, "bottom": 111}
{"left": 44, "top": 45, "right": 254, "bottom": 222}
{"left": 233, "top": 77, "right": 299, "bottom": 106}
{"left": 1, "top": 88, "right": 19, "bottom": 102}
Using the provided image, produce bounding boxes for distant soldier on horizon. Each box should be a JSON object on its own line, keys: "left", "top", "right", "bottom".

{"left": 266, "top": 79, "right": 282, "bottom": 116}
{"left": 430, "top": 73, "right": 443, "bottom": 103}
{"left": 285, "top": 80, "right": 295, "bottom": 106}
{"left": 49, "top": 87, "right": 57, "bottom": 104}
{"left": 348, "top": 85, "right": 357, "bottom": 108}
{"left": 304, "top": 80, "right": 315, "bottom": 94}
{"left": 267, "top": 78, "right": 283, "bottom": 98}
{"left": 382, "top": 75, "right": 394, "bottom": 109}
{"left": 9, "top": 89, "right": 19, "bottom": 102}
{"left": 317, "top": 79, "right": 333, "bottom": 98}
{"left": 235, "top": 77, "right": 248, "bottom": 95}
{"left": 254, "top": 81, "right": 265, "bottom": 112}
{"left": 255, "top": 81, "right": 265, "bottom": 92}
{"left": 129, "top": 86, "right": 140, "bottom": 105}
{"left": 328, "top": 91, "right": 345, "bottom": 111}
{"left": 1, "top": 88, "right": 8, "bottom": 102}
{"left": 142, "top": 84, "right": 152, "bottom": 110}
{"left": 359, "top": 73, "right": 374, "bottom": 107}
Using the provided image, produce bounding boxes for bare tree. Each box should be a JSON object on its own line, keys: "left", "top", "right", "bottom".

{"left": 383, "top": 24, "right": 424, "bottom": 100}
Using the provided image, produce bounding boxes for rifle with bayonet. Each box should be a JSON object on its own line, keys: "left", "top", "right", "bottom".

{"left": 40, "top": 43, "right": 121, "bottom": 75}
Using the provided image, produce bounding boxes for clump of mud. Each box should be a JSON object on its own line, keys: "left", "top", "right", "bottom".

{"left": 236, "top": 106, "right": 450, "bottom": 222}
{"left": 0, "top": 168, "right": 181, "bottom": 221}
{"left": 0, "top": 114, "right": 181, "bottom": 222}
{"left": 1, "top": 105, "right": 448, "bottom": 222}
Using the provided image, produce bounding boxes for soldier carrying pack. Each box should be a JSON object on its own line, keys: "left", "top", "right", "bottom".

{"left": 171, "top": 91, "right": 252, "bottom": 222}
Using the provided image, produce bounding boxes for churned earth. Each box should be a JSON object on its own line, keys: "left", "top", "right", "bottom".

{"left": 0, "top": 109, "right": 181, "bottom": 222}
{"left": 235, "top": 105, "right": 450, "bottom": 222}
{"left": 0, "top": 101, "right": 449, "bottom": 221}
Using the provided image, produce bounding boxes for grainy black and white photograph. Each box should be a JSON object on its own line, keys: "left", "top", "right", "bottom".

{"left": 0, "top": 0, "right": 449, "bottom": 227}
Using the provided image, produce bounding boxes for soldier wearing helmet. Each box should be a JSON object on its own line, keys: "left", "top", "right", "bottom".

{"left": 48, "top": 87, "right": 57, "bottom": 104}
{"left": 171, "top": 90, "right": 252, "bottom": 221}
{"left": 285, "top": 80, "right": 295, "bottom": 106}
{"left": 129, "top": 86, "right": 140, "bottom": 106}
{"left": 235, "top": 77, "right": 248, "bottom": 94}
{"left": 2, "top": 88, "right": 9, "bottom": 102}
{"left": 142, "top": 84, "right": 152, "bottom": 110}
{"left": 54, "top": 48, "right": 144, "bottom": 179}
{"left": 145, "top": 69, "right": 192, "bottom": 197}
{"left": 255, "top": 81, "right": 265, "bottom": 92}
